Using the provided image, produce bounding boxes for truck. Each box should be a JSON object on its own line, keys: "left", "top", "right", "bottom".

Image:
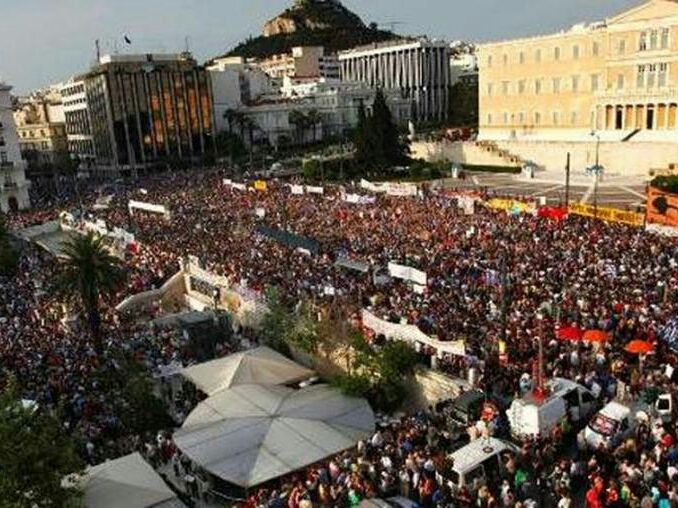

{"left": 446, "top": 437, "right": 519, "bottom": 490}
{"left": 506, "top": 378, "right": 598, "bottom": 439}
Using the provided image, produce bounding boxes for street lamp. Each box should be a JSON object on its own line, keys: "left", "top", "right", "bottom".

{"left": 589, "top": 131, "right": 603, "bottom": 219}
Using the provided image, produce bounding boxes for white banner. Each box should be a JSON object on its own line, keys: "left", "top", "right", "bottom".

{"left": 255, "top": 208, "right": 266, "bottom": 218}
{"left": 343, "top": 193, "right": 376, "bottom": 205}
{"left": 458, "top": 195, "right": 475, "bottom": 215}
{"left": 388, "top": 262, "right": 427, "bottom": 286}
{"left": 232, "top": 183, "right": 247, "bottom": 191}
{"left": 646, "top": 223, "right": 678, "bottom": 237}
{"left": 361, "top": 179, "right": 418, "bottom": 197}
{"left": 289, "top": 184, "right": 305, "bottom": 195}
{"left": 386, "top": 183, "right": 418, "bottom": 197}
{"left": 222, "top": 178, "right": 232, "bottom": 186}
{"left": 128, "top": 200, "right": 170, "bottom": 219}
{"left": 305, "top": 185, "right": 324, "bottom": 195}
{"left": 362, "top": 309, "right": 466, "bottom": 357}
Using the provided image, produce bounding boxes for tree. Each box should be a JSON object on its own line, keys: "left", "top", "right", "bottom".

{"left": 59, "top": 233, "right": 124, "bottom": 343}
{"left": 289, "top": 110, "right": 308, "bottom": 146}
{"left": 0, "top": 215, "right": 18, "bottom": 276}
{"left": 0, "top": 381, "right": 84, "bottom": 507}
{"left": 354, "top": 89, "right": 409, "bottom": 173}
{"left": 306, "top": 109, "right": 322, "bottom": 144}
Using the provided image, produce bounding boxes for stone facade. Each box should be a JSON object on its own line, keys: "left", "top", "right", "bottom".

{"left": 478, "top": 0, "right": 678, "bottom": 143}
{"left": 0, "top": 82, "right": 31, "bottom": 212}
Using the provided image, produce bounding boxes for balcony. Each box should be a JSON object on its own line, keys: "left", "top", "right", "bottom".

{"left": 0, "top": 161, "right": 14, "bottom": 169}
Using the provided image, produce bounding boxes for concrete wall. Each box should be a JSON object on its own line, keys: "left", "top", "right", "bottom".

{"left": 493, "top": 139, "right": 678, "bottom": 176}
{"left": 411, "top": 139, "right": 678, "bottom": 176}
{"left": 411, "top": 140, "right": 520, "bottom": 167}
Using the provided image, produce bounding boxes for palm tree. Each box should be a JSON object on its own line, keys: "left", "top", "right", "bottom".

{"left": 59, "top": 232, "right": 124, "bottom": 344}
{"left": 288, "top": 110, "right": 308, "bottom": 146}
{"left": 306, "top": 109, "right": 322, "bottom": 144}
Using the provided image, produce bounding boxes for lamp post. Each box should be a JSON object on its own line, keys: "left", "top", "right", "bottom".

{"left": 590, "top": 131, "right": 602, "bottom": 219}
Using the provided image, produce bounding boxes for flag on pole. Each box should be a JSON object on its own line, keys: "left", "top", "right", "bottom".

{"left": 123, "top": 35, "right": 132, "bottom": 45}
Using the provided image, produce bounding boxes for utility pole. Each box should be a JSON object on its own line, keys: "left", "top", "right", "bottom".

{"left": 565, "top": 152, "right": 571, "bottom": 208}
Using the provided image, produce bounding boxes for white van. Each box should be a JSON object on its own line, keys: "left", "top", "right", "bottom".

{"left": 577, "top": 401, "right": 645, "bottom": 450}
{"left": 507, "top": 378, "right": 598, "bottom": 439}
{"left": 656, "top": 393, "right": 674, "bottom": 423}
{"left": 447, "top": 438, "right": 519, "bottom": 489}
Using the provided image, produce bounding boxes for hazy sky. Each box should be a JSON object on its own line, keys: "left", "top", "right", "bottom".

{"left": 1, "top": 0, "right": 641, "bottom": 93}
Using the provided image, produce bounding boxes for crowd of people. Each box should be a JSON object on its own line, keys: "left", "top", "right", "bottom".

{"left": 2, "top": 171, "right": 678, "bottom": 506}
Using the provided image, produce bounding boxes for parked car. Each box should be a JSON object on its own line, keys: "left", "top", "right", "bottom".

{"left": 656, "top": 393, "right": 675, "bottom": 423}
{"left": 577, "top": 401, "right": 648, "bottom": 450}
{"left": 446, "top": 437, "right": 519, "bottom": 490}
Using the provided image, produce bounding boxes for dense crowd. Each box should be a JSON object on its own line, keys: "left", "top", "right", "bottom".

{"left": 2, "top": 171, "right": 678, "bottom": 506}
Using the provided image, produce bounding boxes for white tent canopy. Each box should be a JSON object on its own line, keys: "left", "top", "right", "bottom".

{"left": 174, "top": 384, "right": 375, "bottom": 488}
{"left": 181, "top": 346, "right": 314, "bottom": 396}
{"left": 80, "top": 452, "right": 184, "bottom": 508}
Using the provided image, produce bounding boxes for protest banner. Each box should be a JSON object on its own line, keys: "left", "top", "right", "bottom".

{"left": 128, "top": 200, "right": 171, "bottom": 219}
{"left": 289, "top": 184, "right": 304, "bottom": 195}
{"left": 568, "top": 203, "right": 643, "bottom": 227}
{"left": 232, "top": 183, "right": 247, "bottom": 191}
{"left": 485, "top": 198, "right": 537, "bottom": 215}
{"left": 388, "top": 262, "right": 428, "bottom": 286}
{"left": 362, "top": 310, "right": 465, "bottom": 357}
{"left": 305, "top": 185, "right": 324, "bottom": 195}
{"left": 646, "top": 187, "right": 678, "bottom": 232}
{"left": 343, "top": 193, "right": 376, "bottom": 205}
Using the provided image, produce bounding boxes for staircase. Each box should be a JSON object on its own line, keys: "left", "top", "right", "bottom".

{"left": 474, "top": 141, "right": 535, "bottom": 169}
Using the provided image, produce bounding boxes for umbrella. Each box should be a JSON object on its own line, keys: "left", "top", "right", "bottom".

{"left": 557, "top": 326, "right": 583, "bottom": 341}
{"left": 582, "top": 329, "right": 611, "bottom": 343}
{"left": 625, "top": 340, "right": 654, "bottom": 355}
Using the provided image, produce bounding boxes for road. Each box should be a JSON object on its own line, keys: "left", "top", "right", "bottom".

{"left": 438, "top": 171, "right": 648, "bottom": 210}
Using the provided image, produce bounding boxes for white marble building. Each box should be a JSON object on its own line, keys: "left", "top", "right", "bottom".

{"left": 0, "top": 81, "right": 30, "bottom": 212}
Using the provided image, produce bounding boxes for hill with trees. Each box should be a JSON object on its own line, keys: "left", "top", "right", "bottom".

{"left": 220, "top": 0, "right": 400, "bottom": 60}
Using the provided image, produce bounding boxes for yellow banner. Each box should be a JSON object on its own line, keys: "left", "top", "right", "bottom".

{"left": 568, "top": 203, "right": 644, "bottom": 227}
{"left": 485, "top": 198, "right": 536, "bottom": 214}
{"left": 254, "top": 180, "right": 267, "bottom": 192}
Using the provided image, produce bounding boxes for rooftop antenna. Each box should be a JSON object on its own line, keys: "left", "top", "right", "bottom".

{"left": 95, "top": 39, "right": 101, "bottom": 62}
{"left": 184, "top": 36, "right": 191, "bottom": 54}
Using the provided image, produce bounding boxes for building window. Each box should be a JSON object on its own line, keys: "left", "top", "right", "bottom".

{"left": 554, "top": 47, "right": 561, "bottom": 61}
{"left": 637, "top": 65, "right": 646, "bottom": 88}
{"left": 535, "top": 79, "right": 542, "bottom": 94}
{"left": 534, "top": 112, "right": 541, "bottom": 125}
{"left": 552, "top": 77, "right": 561, "bottom": 93}
{"left": 591, "top": 74, "right": 599, "bottom": 92}
{"left": 487, "top": 55, "right": 493, "bottom": 67}
{"left": 503, "top": 54, "right": 508, "bottom": 66}
{"left": 570, "top": 112, "right": 577, "bottom": 125}
{"left": 518, "top": 80, "right": 526, "bottom": 94}
{"left": 571, "top": 75, "right": 579, "bottom": 93}
{"left": 503, "top": 112, "right": 509, "bottom": 125}
{"left": 573, "top": 45, "right": 580, "bottom": 59}
{"left": 518, "top": 112, "right": 525, "bottom": 124}
{"left": 592, "top": 41, "right": 600, "bottom": 56}
{"left": 552, "top": 111, "right": 560, "bottom": 126}
{"left": 502, "top": 81, "right": 510, "bottom": 95}
{"left": 640, "top": 32, "right": 648, "bottom": 51}
{"left": 659, "top": 62, "right": 668, "bottom": 87}
{"left": 617, "top": 74, "right": 625, "bottom": 90}
{"left": 662, "top": 28, "right": 670, "bottom": 49}
{"left": 650, "top": 29, "right": 658, "bottom": 50}
{"left": 535, "top": 49, "right": 542, "bottom": 62}
{"left": 648, "top": 64, "right": 657, "bottom": 87}
{"left": 618, "top": 39, "right": 626, "bottom": 55}
{"left": 519, "top": 51, "right": 525, "bottom": 64}
{"left": 487, "top": 83, "right": 493, "bottom": 96}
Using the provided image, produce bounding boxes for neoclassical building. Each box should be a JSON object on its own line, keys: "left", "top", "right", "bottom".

{"left": 478, "top": 0, "right": 678, "bottom": 142}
